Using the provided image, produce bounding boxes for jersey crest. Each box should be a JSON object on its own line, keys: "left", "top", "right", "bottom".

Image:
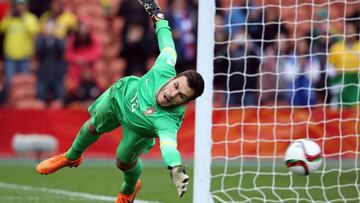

{"left": 143, "top": 107, "right": 155, "bottom": 115}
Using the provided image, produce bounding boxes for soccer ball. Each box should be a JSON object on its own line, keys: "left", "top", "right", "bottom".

{"left": 284, "top": 139, "right": 322, "bottom": 175}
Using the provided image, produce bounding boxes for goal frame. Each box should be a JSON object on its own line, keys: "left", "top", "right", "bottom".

{"left": 193, "top": 0, "right": 215, "bottom": 202}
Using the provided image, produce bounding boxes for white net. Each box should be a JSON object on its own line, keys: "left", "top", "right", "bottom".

{"left": 209, "top": 0, "right": 360, "bottom": 202}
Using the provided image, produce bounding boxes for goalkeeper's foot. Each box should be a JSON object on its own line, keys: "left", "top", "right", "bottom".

{"left": 36, "top": 153, "right": 83, "bottom": 175}
{"left": 137, "top": 0, "right": 164, "bottom": 21}
{"left": 116, "top": 179, "right": 141, "bottom": 203}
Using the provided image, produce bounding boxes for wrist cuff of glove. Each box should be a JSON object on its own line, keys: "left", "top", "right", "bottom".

{"left": 167, "top": 164, "right": 186, "bottom": 172}
{"left": 167, "top": 164, "right": 181, "bottom": 171}
{"left": 151, "top": 12, "right": 165, "bottom": 22}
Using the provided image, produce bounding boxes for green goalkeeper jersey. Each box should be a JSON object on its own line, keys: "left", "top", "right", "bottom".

{"left": 110, "top": 20, "right": 183, "bottom": 166}
{"left": 112, "top": 67, "right": 184, "bottom": 138}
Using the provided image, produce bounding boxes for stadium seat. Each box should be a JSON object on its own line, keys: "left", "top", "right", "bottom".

{"left": 103, "top": 43, "right": 120, "bottom": 60}
{"left": 76, "top": 3, "right": 105, "bottom": 18}
{"left": 111, "top": 17, "right": 125, "bottom": 37}
{"left": 92, "top": 17, "right": 109, "bottom": 32}
{"left": 9, "top": 86, "right": 37, "bottom": 101}
{"left": 7, "top": 73, "right": 46, "bottom": 109}
{"left": 11, "top": 73, "right": 36, "bottom": 88}
{"left": 14, "top": 99, "right": 47, "bottom": 109}
{"left": 94, "top": 31, "right": 112, "bottom": 47}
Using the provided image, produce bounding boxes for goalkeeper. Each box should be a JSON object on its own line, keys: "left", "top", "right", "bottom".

{"left": 36, "top": 0, "right": 204, "bottom": 202}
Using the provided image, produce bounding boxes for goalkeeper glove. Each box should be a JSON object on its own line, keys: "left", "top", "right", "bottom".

{"left": 168, "top": 164, "right": 189, "bottom": 198}
{"left": 137, "top": 0, "right": 164, "bottom": 22}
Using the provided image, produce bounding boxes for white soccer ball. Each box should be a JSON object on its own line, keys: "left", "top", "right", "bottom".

{"left": 284, "top": 139, "right": 322, "bottom": 175}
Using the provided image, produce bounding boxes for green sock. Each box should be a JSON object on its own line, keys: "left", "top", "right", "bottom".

{"left": 120, "top": 159, "right": 143, "bottom": 194}
{"left": 66, "top": 120, "right": 100, "bottom": 160}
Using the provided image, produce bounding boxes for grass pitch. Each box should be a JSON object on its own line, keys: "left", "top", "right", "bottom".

{"left": 0, "top": 159, "right": 186, "bottom": 203}
{"left": 210, "top": 160, "right": 360, "bottom": 203}
{"left": 0, "top": 159, "right": 359, "bottom": 203}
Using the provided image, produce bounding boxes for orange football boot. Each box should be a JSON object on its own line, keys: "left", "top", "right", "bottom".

{"left": 116, "top": 179, "right": 141, "bottom": 203}
{"left": 36, "top": 153, "right": 83, "bottom": 175}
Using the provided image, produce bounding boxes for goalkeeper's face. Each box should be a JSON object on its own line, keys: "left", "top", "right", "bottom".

{"left": 156, "top": 76, "right": 195, "bottom": 107}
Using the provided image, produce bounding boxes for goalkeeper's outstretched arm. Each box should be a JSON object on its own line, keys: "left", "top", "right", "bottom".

{"left": 138, "top": 0, "right": 187, "bottom": 197}
{"left": 154, "top": 20, "right": 177, "bottom": 67}
{"left": 138, "top": 0, "right": 177, "bottom": 68}
{"left": 158, "top": 133, "right": 189, "bottom": 198}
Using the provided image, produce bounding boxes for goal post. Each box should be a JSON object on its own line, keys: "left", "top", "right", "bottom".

{"left": 194, "top": 0, "right": 360, "bottom": 202}
{"left": 193, "top": 0, "right": 215, "bottom": 202}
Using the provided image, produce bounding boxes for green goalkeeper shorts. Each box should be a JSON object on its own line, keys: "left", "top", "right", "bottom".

{"left": 88, "top": 85, "right": 156, "bottom": 164}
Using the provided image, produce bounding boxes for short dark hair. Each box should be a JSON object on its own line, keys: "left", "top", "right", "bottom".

{"left": 176, "top": 70, "right": 204, "bottom": 101}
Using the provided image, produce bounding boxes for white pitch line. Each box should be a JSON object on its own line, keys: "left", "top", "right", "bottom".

{"left": 0, "top": 182, "right": 159, "bottom": 203}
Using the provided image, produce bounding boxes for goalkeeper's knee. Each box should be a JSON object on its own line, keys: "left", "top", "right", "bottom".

{"left": 116, "top": 159, "right": 137, "bottom": 171}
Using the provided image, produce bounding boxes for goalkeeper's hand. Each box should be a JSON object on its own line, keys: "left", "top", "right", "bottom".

{"left": 137, "top": 0, "right": 164, "bottom": 22}
{"left": 169, "top": 164, "right": 189, "bottom": 197}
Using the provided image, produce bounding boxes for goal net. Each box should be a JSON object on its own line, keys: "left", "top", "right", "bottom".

{"left": 194, "top": 0, "right": 360, "bottom": 202}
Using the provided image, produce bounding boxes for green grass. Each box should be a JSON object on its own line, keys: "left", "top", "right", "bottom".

{"left": 0, "top": 159, "right": 359, "bottom": 203}
{"left": 211, "top": 167, "right": 359, "bottom": 203}
{"left": 210, "top": 159, "right": 360, "bottom": 203}
{"left": 0, "top": 160, "right": 190, "bottom": 203}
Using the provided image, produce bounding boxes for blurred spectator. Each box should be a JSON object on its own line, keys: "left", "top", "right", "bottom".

{"left": 284, "top": 39, "right": 321, "bottom": 106}
{"left": 36, "top": 0, "right": 76, "bottom": 106}
{"left": 38, "top": 0, "right": 77, "bottom": 39}
{"left": 0, "top": 0, "right": 10, "bottom": 19}
{"left": 218, "top": 0, "right": 247, "bottom": 35}
{"left": 65, "top": 67, "right": 102, "bottom": 108}
{"left": 213, "top": 13, "right": 228, "bottom": 95}
{"left": 28, "top": 0, "right": 50, "bottom": 17}
{"left": 305, "top": 8, "right": 338, "bottom": 104}
{"left": 214, "top": 13, "right": 228, "bottom": 54}
{"left": 0, "top": 0, "right": 38, "bottom": 88}
{"left": 117, "top": 0, "right": 148, "bottom": 28}
{"left": 65, "top": 17, "right": 102, "bottom": 94}
{"left": 167, "top": 0, "right": 197, "bottom": 72}
{"left": 247, "top": 7, "right": 288, "bottom": 49}
{"left": 120, "top": 21, "right": 154, "bottom": 76}
{"left": 35, "top": 22, "right": 67, "bottom": 104}
{"left": 117, "top": 0, "right": 154, "bottom": 76}
{"left": 100, "top": 0, "right": 111, "bottom": 17}
{"left": 258, "top": 32, "right": 290, "bottom": 106}
{"left": 0, "top": 62, "right": 5, "bottom": 104}
{"left": 328, "top": 20, "right": 360, "bottom": 107}
{"left": 0, "top": 0, "right": 10, "bottom": 60}
{"left": 247, "top": 4, "right": 262, "bottom": 39}
{"left": 117, "top": 0, "right": 149, "bottom": 40}
{"left": 214, "top": 30, "right": 260, "bottom": 106}
{"left": 348, "top": 10, "right": 360, "bottom": 33}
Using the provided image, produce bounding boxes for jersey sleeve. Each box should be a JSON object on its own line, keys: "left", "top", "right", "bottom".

{"left": 153, "top": 20, "right": 177, "bottom": 71}
{"left": 141, "top": 20, "right": 177, "bottom": 82}
{"left": 0, "top": 17, "right": 9, "bottom": 32}
{"left": 23, "top": 14, "right": 39, "bottom": 36}
{"left": 155, "top": 117, "right": 182, "bottom": 167}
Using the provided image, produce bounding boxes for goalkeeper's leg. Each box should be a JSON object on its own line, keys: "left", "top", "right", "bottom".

{"left": 36, "top": 119, "right": 100, "bottom": 174}
{"left": 116, "top": 158, "right": 143, "bottom": 203}
{"left": 115, "top": 127, "right": 155, "bottom": 202}
{"left": 36, "top": 87, "right": 121, "bottom": 175}
{"left": 66, "top": 119, "right": 101, "bottom": 160}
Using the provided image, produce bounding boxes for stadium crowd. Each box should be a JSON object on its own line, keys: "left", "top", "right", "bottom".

{"left": 0, "top": 0, "right": 359, "bottom": 109}
{"left": 214, "top": 0, "right": 360, "bottom": 108}
{"left": 0, "top": 0, "right": 197, "bottom": 109}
